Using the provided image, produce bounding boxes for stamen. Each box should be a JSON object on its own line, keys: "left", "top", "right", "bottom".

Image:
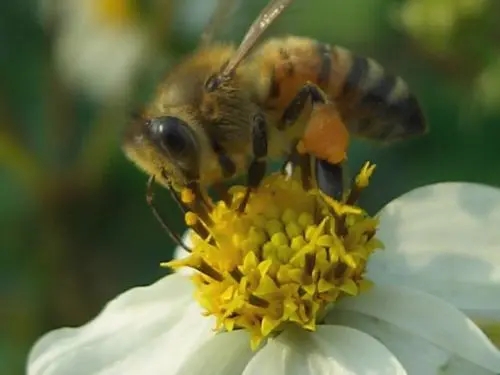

{"left": 346, "top": 162, "right": 376, "bottom": 205}
{"left": 198, "top": 260, "right": 224, "bottom": 282}
{"left": 229, "top": 268, "right": 244, "bottom": 282}
{"left": 166, "top": 162, "right": 381, "bottom": 350}
{"left": 248, "top": 294, "right": 270, "bottom": 308}
{"left": 304, "top": 253, "right": 316, "bottom": 275}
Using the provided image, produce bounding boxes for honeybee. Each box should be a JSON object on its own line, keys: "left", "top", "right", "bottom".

{"left": 123, "top": 0, "right": 427, "bottom": 246}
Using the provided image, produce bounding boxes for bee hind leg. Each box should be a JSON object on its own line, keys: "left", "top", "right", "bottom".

{"left": 281, "top": 151, "right": 345, "bottom": 201}
{"left": 314, "top": 159, "right": 345, "bottom": 201}
{"left": 238, "top": 113, "right": 268, "bottom": 213}
{"left": 280, "top": 82, "right": 347, "bottom": 200}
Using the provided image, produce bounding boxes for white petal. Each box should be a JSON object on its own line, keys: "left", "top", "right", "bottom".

{"left": 28, "top": 273, "right": 215, "bottom": 375}
{"left": 174, "top": 230, "right": 193, "bottom": 261}
{"left": 330, "top": 284, "right": 500, "bottom": 372}
{"left": 173, "top": 231, "right": 195, "bottom": 276}
{"left": 55, "top": 22, "right": 148, "bottom": 100}
{"left": 330, "top": 310, "right": 498, "bottom": 375}
{"left": 369, "top": 182, "right": 500, "bottom": 321}
{"left": 175, "top": 330, "right": 255, "bottom": 375}
{"left": 243, "top": 326, "right": 406, "bottom": 375}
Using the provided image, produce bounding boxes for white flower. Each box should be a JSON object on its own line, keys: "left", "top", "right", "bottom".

{"left": 27, "top": 182, "right": 500, "bottom": 375}
{"left": 40, "top": 0, "right": 150, "bottom": 101}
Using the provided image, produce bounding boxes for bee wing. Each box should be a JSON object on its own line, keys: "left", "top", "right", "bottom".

{"left": 338, "top": 96, "right": 427, "bottom": 144}
{"left": 334, "top": 73, "right": 427, "bottom": 143}
{"left": 199, "top": 0, "right": 240, "bottom": 47}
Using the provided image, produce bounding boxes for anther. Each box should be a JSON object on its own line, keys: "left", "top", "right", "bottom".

{"left": 346, "top": 162, "right": 376, "bottom": 205}
{"left": 345, "top": 187, "right": 362, "bottom": 206}
{"left": 333, "top": 262, "right": 348, "bottom": 279}
{"left": 366, "top": 230, "right": 376, "bottom": 242}
{"left": 331, "top": 211, "right": 347, "bottom": 237}
{"left": 248, "top": 294, "right": 270, "bottom": 308}
{"left": 304, "top": 253, "right": 316, "bottom": 275}
{"left": 198, "top": 259, "right": 224, "bottom": 281}
{"left": 229, "top": 268, "right": 244, "bottom": 282}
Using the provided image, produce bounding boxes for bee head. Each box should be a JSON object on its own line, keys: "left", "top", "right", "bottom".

{"left": 122, "top": 112, "right": 202, "bottom": 190}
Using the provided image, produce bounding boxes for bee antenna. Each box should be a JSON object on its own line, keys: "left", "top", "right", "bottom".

{"left": 146, "top": 175, "right": 192, "bottom": 253}
{"left": 219, "top": 0, "right": 293, "bottom": 78}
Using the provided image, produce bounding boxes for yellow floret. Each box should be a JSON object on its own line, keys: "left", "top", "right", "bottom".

{"left": 166, "top": 162, "right": 382, "bottom": 350}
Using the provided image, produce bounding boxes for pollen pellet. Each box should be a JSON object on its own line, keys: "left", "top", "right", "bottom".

{"left": 281, "top": 208, "right": 298, "bottom": 224}
{"left": 298, "top": 212, "right": 314, "bottom": 228}
{"left": 285, "top": 222, "right": 302, "bottom": 238}
{"left": 271, "top": 232, "right": 289, "bottom": 247}
{"left": 265, "top": 219, "right": 283, "bottom": 237}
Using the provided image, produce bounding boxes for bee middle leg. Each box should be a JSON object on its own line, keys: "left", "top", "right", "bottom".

{"left": 281, "top": 142, "right": 313, "bottom": 190}
{"left": 280, "top": 82, "right": 346, "bottom": 200}
{"left": 238, "top": 113, "right": 268, "bottom": 213}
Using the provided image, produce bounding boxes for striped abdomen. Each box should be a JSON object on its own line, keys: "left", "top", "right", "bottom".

{"left": 256, "top": 36, "right": 427, "bottom": 143}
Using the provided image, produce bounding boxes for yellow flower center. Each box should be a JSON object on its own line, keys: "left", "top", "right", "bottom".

{"left": 166, "top": 162, "right": 383, "bottom": 349}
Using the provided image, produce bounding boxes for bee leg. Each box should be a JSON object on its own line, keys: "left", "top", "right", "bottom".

{"left": 315, "top": 159, "right": 345, "bottom": 201}
{"left": 280, "top": 140, "right": 301, "bottom": 176}
{"left": 280, "top": 158, "right": 292, "bottom": 176}
{"left": 238, "top": 113, "right": 268, "bottom": 213}
{"left": 280, "top": 82, "right": 346, "bottom": 200}
{"left": 280, "top": 82, "right": 328, "bottom": 129}
{"left": 158, "top": 170, "right": 213, "bottom": 239}
{"left": 185, "top": 181, "right": 214, "bottom": 227}
{"left": 146, "top": 175, "right": 192, "bottom": 252}
{"left": 299, "top": 153, "right": 313, "bottom": 190}
{"left": 213, "top": 183, "right": 230, "bottom": 205}
{"left": 212, "top": 144, "right": 236, "bottom": 204}
{"left": 281, "top": 143, "right": 313, "bottom": 190}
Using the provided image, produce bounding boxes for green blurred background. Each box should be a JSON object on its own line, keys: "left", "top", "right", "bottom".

{"left": 2, "top": 0, "right": 500, "bottom": 373}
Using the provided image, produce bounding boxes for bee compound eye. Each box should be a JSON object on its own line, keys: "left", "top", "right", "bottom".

{"left": 151, "top": 116, "right": 191, "bottom": 155}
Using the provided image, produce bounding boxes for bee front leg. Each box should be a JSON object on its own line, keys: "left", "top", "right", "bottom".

{"left": 280, "top": 82, "right": 346, "bottom": 200}
{"left": 238, "top": 113, "right": 268, "bottom": 213}
{"left": 146, "top": 175, "right": 191, "bottom": 251}
{"left": 185, "top": 181, "right": 214, "bottom": 226}
{"left": 158, "top": 171, "right": 213, "bottom": 241}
